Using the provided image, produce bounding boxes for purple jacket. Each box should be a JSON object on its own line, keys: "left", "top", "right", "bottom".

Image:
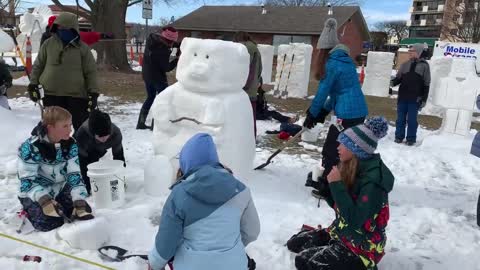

{"left": 471, "top": 95, "right": 480, "bottom": 158}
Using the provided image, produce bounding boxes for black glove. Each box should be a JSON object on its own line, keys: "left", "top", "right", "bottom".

{"left": 5, "top": 81, "right": 12, "bottom": 88}
{"left": 303, "top": 108, "right": 329, "bottom": 129}
{"left": 27, "top": 84, "right": 41, "bottom": 102}
{"left": 87, "top": 92, "right": 99, "bottom": 112}
{"left": 417, "top": 97, "right": 426, "bottom": 110}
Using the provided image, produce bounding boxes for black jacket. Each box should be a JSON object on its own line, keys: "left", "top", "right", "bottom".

{"left": 392, "top": 59, "right": 431, "bottom": 102}
{"left": 142, "top": 33, "right": 178, "bottom": 84}
{"left": 74, "top": 119, "right": 125, "bottom": 161}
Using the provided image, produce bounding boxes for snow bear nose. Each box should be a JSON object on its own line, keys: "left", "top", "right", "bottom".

{"left": 189, "top": 62, "right": 209, "bottom": 79}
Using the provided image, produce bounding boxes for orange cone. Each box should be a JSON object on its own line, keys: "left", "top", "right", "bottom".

{"left": 139, "top": 53, "right": 143, "bottom": 66}
{"left": 25, "top": 36, "right": 32, "bottom": 74}
{"left": 359, "top": 64, "right": 365, "bottom": 85}
{"left": 130, "top": 46, "right": 134, "bottom": 62}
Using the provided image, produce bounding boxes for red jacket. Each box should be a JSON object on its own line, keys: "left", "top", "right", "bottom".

{"left": 79, "top": 32, "right": 101, "bottom": 46}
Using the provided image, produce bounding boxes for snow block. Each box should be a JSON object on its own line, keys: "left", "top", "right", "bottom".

{"left": 144, "top": 155, "right": 174, "bottom": 196}
{"left": 151, "top": 38, "right": 255, "bottom": 181}
{"left": 0, "top": 30, "right": 14, "bottom": 53}
{"left": 274, "top": 43, "right": 312, "bottom": 98}
{"left": 57, "top": 216, "right": 109, "bottom": 250}
{"left": 441, "top": 109, "right": 473, "bottom": 136}
{"left": 257, "top": 44, "right": 274, "bottom": 83}
{"left": 362, "top": 51, "right": 395, "bottom": 97}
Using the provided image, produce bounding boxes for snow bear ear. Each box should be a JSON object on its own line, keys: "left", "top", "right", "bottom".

{"left": 180, "top": 37, "right": 190, "bottom": 53}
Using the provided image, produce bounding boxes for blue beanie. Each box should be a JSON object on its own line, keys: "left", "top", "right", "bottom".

{"left": 179, "top": 133, "right": 219, "bottom": 174}
{"left": 337, "top": 116, "right": 388, "bottom": 160}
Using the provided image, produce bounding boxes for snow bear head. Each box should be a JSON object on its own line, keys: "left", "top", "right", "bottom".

{"left": 176, "top": 38, "right": 250, "bottom": 93}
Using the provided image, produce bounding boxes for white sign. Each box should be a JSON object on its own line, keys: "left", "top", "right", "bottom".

{"left": 142, "top": 0, "right": 152, "bottom": 19}
{"left": 433, "top": 41, "right": 479, "bottom": 59}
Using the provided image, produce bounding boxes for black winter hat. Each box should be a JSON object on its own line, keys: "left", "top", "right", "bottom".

{"left": 89, "top": 110, "right": 111, "bottom": 137}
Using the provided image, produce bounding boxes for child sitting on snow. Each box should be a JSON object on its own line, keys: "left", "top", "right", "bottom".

{"left": 17, "top": 106, "right": 93, "bottom": 232}
{"left": 148, "top": 133, "right": 260, "bottom": 270}
{"left": 287, "top": 117, "right": 394, "bottom": 270}
{"left": 74, "top": 109, "right": 125, "bottom": 195}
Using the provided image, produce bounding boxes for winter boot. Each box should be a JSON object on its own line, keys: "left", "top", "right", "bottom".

{"left": 136, "top": 109, "right": 151, "bottom": 130}
{"left": 394, "top": 138, "right": 403, "bottom": 144}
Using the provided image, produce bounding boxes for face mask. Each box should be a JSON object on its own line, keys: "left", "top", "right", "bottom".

{"left": 57, "top": 29, "right": 77, "bottom": 44}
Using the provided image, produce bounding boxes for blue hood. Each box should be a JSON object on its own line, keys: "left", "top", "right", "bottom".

{"left": 179, "top": 133, "right": 219, "bottom": 175}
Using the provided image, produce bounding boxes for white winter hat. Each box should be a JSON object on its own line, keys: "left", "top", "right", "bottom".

{"left": 317, "top": 18, "right": 339, "bottom": 49}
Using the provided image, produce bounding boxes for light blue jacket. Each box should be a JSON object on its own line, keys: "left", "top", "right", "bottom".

{"left": 149, "top": 134, "right": 260, "bottom": 270}
{"left": 471, "top": 95, "right": 480, "bottom": 158}
{"left": 309, "top": 44, "right": 368, "bottom": 120}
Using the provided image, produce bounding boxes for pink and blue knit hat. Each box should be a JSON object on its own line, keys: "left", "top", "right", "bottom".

{"left": 337, "top": 116, "right": 388, "bottom": 160}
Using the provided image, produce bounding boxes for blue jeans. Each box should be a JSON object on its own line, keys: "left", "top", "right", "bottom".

{"left": 395, "top": 100, "right": 419, "bottom": 142}
{"left": 141, "top": 81, "right": 168, "bottom": 113}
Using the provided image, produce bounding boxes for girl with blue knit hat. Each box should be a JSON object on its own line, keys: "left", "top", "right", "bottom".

{"left": 288, "top": 117, "right": 394, "bottom": 270}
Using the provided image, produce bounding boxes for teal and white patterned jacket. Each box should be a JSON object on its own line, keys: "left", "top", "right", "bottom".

{"left": 17, "top": 123, "right": 88, "bottom": 202}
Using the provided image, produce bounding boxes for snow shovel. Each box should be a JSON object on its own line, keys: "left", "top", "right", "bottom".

{"left": 281, "top": 53, "right": 295, "bottom": 99}
{"left": 98, "top": 246, "right": 174, "bottom": 269}
{"left": 254, "top": 127, "right": 307, "bottom": 170}
{"left": 273, "top": 54, "right": 287, "bottom": 97}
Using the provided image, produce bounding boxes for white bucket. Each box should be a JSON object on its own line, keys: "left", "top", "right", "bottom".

{"left": 87, "top": 160, "right": 126, "bottom": 209}
{"left": 302, "top": 125, "right": 322, "bottom": 143}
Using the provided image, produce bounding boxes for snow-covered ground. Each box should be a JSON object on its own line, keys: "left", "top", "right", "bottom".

{"left": 0, "top": 97, "right": 479, "bottom": 269}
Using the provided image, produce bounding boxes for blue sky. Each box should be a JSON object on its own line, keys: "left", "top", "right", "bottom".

{"left": 29, "top": 0, "right": 411, "bottom": 28}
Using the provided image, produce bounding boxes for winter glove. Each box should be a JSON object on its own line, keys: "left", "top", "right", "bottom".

{"left": 5, "top": 81, "right": 12, "bottom": 88}
{"left": 100, "top": 32, "right": 114, "bottom": 39}
{"left": 0, "top": 85, "right": 7, "bottom": 95}
{"left": 27, "top": 84, "right": 41, "bottom": 102}
{"left": 303, "top": 108, "right": 329, "bottom": 129}
{"left": 87, "top": 92, "right": 99, "bottom": 112}
{"left": 72, "top": 200, "right": 94, "bottom": 220}
{"left": 417, "top": 97, "right": 426, "bottom": 110}
{"left": 38, "top": 195, "right": 62, "bottom": 218}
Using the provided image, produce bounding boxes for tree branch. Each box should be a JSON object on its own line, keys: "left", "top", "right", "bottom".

{"left": 50, "top": 0, "right": 92, "bottom": 20}
{"left": 128, "top": 0, "right": 143, "bottom": 6}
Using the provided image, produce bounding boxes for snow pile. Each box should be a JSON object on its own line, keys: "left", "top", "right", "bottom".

{"left": 0, "top": 94, "right": 479, "bottom": 269}
{"left": 151, "top": 38, "right": 255, "bottom": 184}
{"left": 0, "top": 30, "right": 14, "bottom": 53}
{"left": 257, "top": 44, "right": 274, "bottom": 84}
{"left": 274, "top": 43, "right": 312, "bottom": 98}
{"left": 362, "top": 51, "right": 395, "bottom": 97}
{"left": 12, "top": 76, "right": 30, "bottom": 86}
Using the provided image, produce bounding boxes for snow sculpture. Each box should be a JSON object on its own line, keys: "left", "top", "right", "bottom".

{"left": 274, "top": 43, "right": 312, "bottom": 98}
{"left": 433, "top": 58, "right": 480, "bottom": 136}
{"left": 149, "top": 38, "right": 255, "bottom": 189}
{"left": 257, "top": 44, "right": 274, "bottom": 83}
{"left": 17, "top": 5, "right": 52, "bottom": 54}
{"left": 0, "top": 30, "right": 14, "bottom": 53}
{"left": 362, "top": 51, "right": 395, "bottom": 97}
{"left": 57, "top": 217, "right": 110, "bottom": 250}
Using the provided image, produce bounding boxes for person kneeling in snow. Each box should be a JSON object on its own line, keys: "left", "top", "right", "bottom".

{"left": 287, "top": 117, "right": 394, "bottom": 270}
{"left": 0, "top": 57, "right": 12, "bottom": 110}
{"left": 17, "top": 106, "right": 93, "bottom": 232}
{"left": 148, "top": 133, "right": 260, "bottom": 270}
{"left": 74, "top": 110, "right": 125, "bottom": 195}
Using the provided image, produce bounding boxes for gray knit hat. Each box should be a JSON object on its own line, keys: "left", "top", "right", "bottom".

{"left": 317, "top": 18, "right": 339, "bottom": 49}
{"left": 410, "top": 43, "right": 425, "bottom": 58}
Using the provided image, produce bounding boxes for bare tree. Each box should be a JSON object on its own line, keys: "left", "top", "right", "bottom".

{"left": 375, "top": 20, "right": 408, "bottom": 43}
{"left": 370, "top": 31, "right": 388, "bottom": 50}
{"left": 0, "top": 0, "right": 21, "bottom": 26}
{"left": 442, "top": 0, "right": 480, "bottom": 43}
{"left": 51, "top": 0, "right": 174, "bottom": 71}
{"left": 262, "top": 0, "right": 362, "bottom": 7}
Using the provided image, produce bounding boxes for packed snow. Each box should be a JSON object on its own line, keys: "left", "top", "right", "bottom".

{"left": 362, "top": 52, "right": 395, "bottom": 97}
{"left": 0, "top": 94, "right": 479, "bottom": 269}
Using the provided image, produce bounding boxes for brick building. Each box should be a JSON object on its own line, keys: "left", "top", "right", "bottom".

{"left": 170, "top": 5, "right": 370, "bottom": 61}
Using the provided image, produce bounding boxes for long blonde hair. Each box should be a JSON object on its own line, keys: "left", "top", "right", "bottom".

{"left": 339, "top": 156, "right": 359, "bottom": 191}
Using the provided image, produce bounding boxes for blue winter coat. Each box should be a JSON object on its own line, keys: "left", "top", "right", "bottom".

{"left": 148, "top": 134, "right": 260, "bottom": 270}
{"left": 471, "top": 95, "right": 480, "bottom": 158}
{"left": 309, "top": 45, "right": 368, "bottom": 120}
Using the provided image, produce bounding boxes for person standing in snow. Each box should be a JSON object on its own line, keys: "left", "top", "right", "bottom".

{"left": 41, "top": 15, "right": 114, "bottom": 47}
{"left": 234, "top": 31, "right": 263, "bottom": 138}
{"left": 138, "top": 27, "right": 180, "bottom": 130}
{"left": 391, "top": 43, "right": 431, "bottom": 146}
{"left": 0, "top": 57, "right": 13, "bottom": 110}
{"left": 303, "top": 18, "right": 368, "bottom": 199}
{"left": 28, "top": 12, "right": 99, "bottom": 131}
{"left": 17, "top": 106, "right": 93, "bottom": 232}
{"left": 74, "top": 110, "right": 125, "bottom": 195}
{"left": 288, "top": 117, "right": 394, "bottom": 270}
{"left": 148, "top": 133, "right": 260, "bottom": 270}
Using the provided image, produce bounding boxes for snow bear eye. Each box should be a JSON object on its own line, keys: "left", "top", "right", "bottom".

{"left": 206, "top": 55, "right": 209, "bottom": 59}
{"left": 194, "top": 52, "right": 197, "bottom": 56}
